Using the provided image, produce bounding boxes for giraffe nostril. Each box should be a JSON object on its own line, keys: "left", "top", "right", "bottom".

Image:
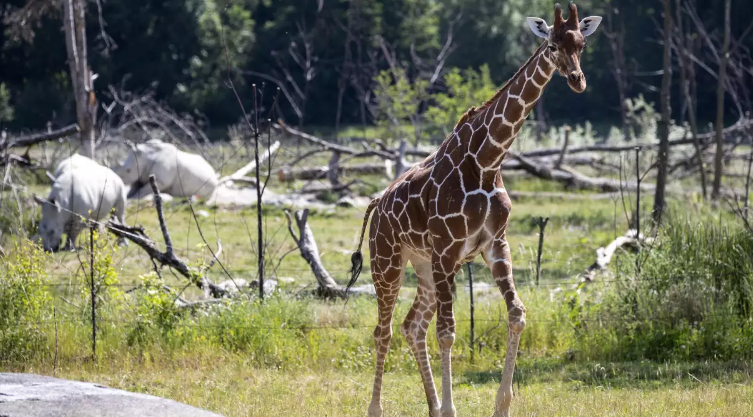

{"left": 568, "top": 71, "right": 583, "bottom": 83}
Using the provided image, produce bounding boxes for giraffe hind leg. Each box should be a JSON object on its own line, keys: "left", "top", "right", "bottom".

{"left": 400, "top": 258, "right": 440, "bottom": 417}
{"left": 368, "top": 244, "right": 406, "bottom": 417}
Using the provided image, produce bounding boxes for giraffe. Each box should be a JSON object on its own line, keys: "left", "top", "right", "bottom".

{"left": 347, "top": 3, "right": 602, "bottom": 417}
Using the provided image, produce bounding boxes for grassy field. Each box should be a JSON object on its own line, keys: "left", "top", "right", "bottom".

{"left": 16, "top": 358, "right": 753, "bottom": 416}
{"left": 2, "top": 139, "right": 753, "bottom": 416}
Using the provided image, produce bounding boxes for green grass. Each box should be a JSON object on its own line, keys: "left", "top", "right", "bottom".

{"left": 13, "top": 359, "right": 753, "bottom": 417}
{"left": 3, "top": 143, "right": 753, "bottom": 416}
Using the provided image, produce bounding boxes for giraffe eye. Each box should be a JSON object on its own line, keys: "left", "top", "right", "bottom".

{"left": 548, "top": 44, "right": 557, "bottom": 51}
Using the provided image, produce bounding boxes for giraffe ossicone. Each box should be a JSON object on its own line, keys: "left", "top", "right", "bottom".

{"left": 348, "top": 3, "right": 601, "bottom": 417}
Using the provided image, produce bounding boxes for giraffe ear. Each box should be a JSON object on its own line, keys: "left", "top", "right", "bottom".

{"left": 526, "top": 17, "right": 550, "bottom": 39}
{"left": 579, "top": 16, "right": 602, "bottom": 37}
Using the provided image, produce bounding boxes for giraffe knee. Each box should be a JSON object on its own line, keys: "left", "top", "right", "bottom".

{"left": 373, "top": 324, "right": 393, "bottom": 345}
{"left": 400, "top": 319, "right": 426, "bottom": 346}
{"left": 508, "top": 304, "right": 526, "bottom": 334}
{"left": 437, "top": 332, "right": 455, "bottom": 350}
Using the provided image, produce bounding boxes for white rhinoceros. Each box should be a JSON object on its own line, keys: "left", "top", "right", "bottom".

{"left": 113, "top": 140, "right": 218, "bottom": 200}
{"left": 34, "top": 161, "right": 127, "bottom": 252}
{"left": 53, "top": 153, "right": 104, "bottom": 178}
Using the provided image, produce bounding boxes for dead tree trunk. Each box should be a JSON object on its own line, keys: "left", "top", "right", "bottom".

{"left": 62, "top": 0, "right": 96, "bottom": 158}
{"left": 653, "top": 0, "right": 672, "bottom": 225}
{"left": 555, "top": 126, "right": 570, "bottom": 169}
{"left": 394, "top": 140, "right": 409, "bottom": 180}
{"left": 675, "top": 0, "right": 707, "bottom": 198}
{"left": 605, "top": 7, "right": 631, "bottom": 140}
{"left": 328, "top": 151, "right": 341, "bottom": 187}
{"left": 712, "top": 0, "right": 732, "bottom": 200}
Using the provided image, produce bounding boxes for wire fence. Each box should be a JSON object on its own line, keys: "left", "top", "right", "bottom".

{"left": 3, "top": 132, "right": 752, "bottom": 368}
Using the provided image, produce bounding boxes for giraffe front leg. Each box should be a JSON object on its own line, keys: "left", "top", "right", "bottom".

{"left": 432, "top": 247, "right": 462, "bottom": 417}
{"left": 483, "top": 237, "right": 526, "bottom": 417}
{"left": 401, "top": 259, "right": 440, "bottom": 417}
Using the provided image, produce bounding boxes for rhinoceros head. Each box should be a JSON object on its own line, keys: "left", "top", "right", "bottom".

{"left": 113, "top": 143, "right": 147, "bottom": 186}
{"left": 33, "top": 194, "right": 64, "bottom": 252}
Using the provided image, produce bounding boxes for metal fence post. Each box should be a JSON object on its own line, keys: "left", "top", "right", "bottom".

{"left": 535, "top": 217, "right": 550, "bottom": 286}
{"left": 467, "top": 262, "right": 475, "bottom": 363}
{"left": 90, "top": 225, "right": 96, "bottom": 360}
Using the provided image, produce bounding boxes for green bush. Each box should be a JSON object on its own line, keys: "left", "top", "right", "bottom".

{"left": 575, "top": 216, "right": 753, "bottom": 361}
{"left": 127, "top": 271, "right": 184, "bottom": 349}
{"left": 0, "top": 83, "right": 13, "bottom": 123}
{"left": 0, "top": 242, "right": 51, "bottom": 362}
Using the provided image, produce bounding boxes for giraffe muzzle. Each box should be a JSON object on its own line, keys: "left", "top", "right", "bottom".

{"left": 567, "top": 71, "right": 586, "bottom": 93}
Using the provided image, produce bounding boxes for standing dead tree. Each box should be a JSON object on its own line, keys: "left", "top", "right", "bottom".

{"left": 653, "top": 0, "right": 672, "bottom": 225}
{"left": 712, "top": 0, "right": 732, "bottom": 200}
{"left": 673, "top": 0, "right": 707, "bottom": 198}
{"left": 603, "top": 5, "right": 632, "bottom": 141}
{"left": 62, "top": 0, "right": 97, "bottom": 158}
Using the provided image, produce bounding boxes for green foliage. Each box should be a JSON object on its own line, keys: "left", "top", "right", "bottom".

{"left": 574, "top": 216, "right": 753, "bottom": 361}
{"left": 127, "top": 272, "right": 183, "bottom": 349}
{"left": 625, "top": 95, "right": 659, "bottom": 141}
{"left": 177, "top": 0, "right": 257, "bottom": 110}
{"left": 0, "top": 83, "right": 13, "bottom": 123}
{"left": 76, "top": 231, "right": 126, "bottom": 337}
{"left": 373, "top": 69, "right": 428, "bottom": 145}
{"left": 0, "top": 241, "right": 51, "bottom": 362}
{"left": 424, "top": 65, "right": 497, "bottom": 136}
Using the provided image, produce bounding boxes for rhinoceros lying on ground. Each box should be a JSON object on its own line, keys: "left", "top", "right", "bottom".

{"left": 113, "top": 140, "right": 218, "bottom": 200}
{"left": 35, "top": 156, "right": 127, "bottom": 251}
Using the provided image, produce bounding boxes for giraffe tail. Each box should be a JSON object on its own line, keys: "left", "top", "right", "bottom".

{"left": 346, "top": 196, "right": 381, "bottom": 293}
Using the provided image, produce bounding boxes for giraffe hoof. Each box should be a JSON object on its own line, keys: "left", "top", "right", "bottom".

{"left": 440, "top": 405, "right": 456, "bottom": 417}
{"left": 368, "top": 402, "right": 382, "bottom": 417}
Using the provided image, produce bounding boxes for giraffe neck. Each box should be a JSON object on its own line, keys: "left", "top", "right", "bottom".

{"left": 461, "top": 42, "right": 556, "bottom": 171}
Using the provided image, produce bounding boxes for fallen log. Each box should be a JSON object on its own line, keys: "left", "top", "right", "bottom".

{"left": 508, "top": 151, "right": 653, "bottom": 192}
{"left": 284, "top": 208, "right": 374, "bottom": 298}
{"left": 582, "top": 230, "right": 653, "bottom": 282}
{"left": 297, "top": 180, "right": 358, "bottom": 195}
{"left": 278, "top": 163, "right": 391, "bottom": 182}
{"left": 521, "top": 119, "right": 752, "bottom": 158}
{"left": 274, "top": 122, "right": 395, "bottom": 159}
{"left": 1, "top": 124, "right": 80, "bottom": 149}
{"left": 219, "top": 140, "right": 280, "bottom": 185}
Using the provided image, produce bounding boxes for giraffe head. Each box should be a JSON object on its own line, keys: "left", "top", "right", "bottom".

{"left": 527, "top": 2, "right": 602, "bottom": 93}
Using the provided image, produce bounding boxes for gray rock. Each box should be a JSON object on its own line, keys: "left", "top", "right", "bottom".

{"left": 0, "top": 373, "right": 224, "bottom": 417}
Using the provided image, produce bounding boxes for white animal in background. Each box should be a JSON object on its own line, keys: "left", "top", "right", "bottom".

{"left": 52, "top": 153, "right": 103, "bottom": 178}
{"left": 113, "top": 140, "right": 218, "bottom": 200}
{"left": 34, "top": 158, "right": 128, "bottom": 252}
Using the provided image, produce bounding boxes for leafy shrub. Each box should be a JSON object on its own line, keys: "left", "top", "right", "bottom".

{"left": 127, "top": 272, "right": 183, "bottom": 349}
{"left": 0, "top": 242, "right": 51, "bottom": 362}
{"left": 0, "top": 83, "right": 13, "bottom": 123}
{"left": 579, "top": 216, "right": 753, "bottom": 361}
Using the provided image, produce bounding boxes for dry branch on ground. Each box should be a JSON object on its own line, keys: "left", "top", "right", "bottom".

{"left": 284, "top": 208, "right": 373, "bottom": 298}
{"left": 105, "top": 175, "right": 231, "bottom": 300}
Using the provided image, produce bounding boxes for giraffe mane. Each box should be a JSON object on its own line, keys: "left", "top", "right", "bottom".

{"left": 453, "top": 41, "right": 549, "bottom": 130}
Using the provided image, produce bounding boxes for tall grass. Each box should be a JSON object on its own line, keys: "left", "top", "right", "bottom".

{"left": 571, "top": 215, "right": 753, "bottom": 361}
{"left": 2, "top": 213, "right": 753, "bottom": 374}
